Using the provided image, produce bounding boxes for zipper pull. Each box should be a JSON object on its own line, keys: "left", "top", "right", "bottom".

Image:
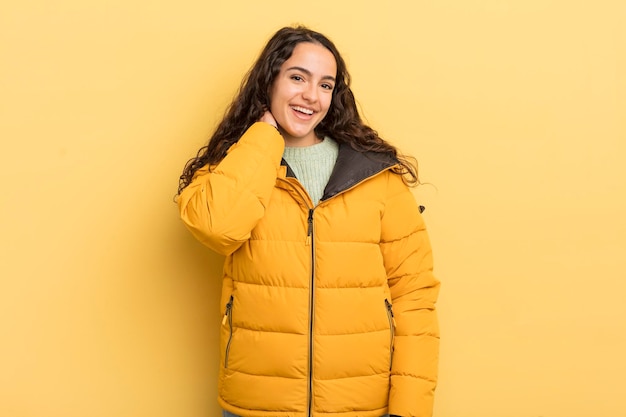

{"left": 222, "top": 296, "right": 233, "bottom": 325}
{"left": 386, "top": 299, "right": 397, "bottom": 327}
{"left": 306, "top": 209, "right": 314, "bottom": 245}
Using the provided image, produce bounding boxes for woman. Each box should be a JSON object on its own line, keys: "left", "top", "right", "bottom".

{"left": 177, "top": 26, "right": 440, "bottom": 417}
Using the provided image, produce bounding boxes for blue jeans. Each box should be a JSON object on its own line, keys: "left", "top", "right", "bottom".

{"left": 223, "top": 412, "right": 389, "bottom": 417}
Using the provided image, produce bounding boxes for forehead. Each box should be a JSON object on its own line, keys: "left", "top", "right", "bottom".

{"left": 282, "top": 42, "right": 337, "bottom": 75}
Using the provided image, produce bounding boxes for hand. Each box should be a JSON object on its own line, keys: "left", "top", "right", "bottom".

{"left": 259, "top": 110, "right": 278, "bottom": 129}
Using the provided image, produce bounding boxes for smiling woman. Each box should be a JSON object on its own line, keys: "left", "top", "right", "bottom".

{"left": 176, "top": 26, "right": 440, "bottom": 417}
{"left": 269, "top": 42, "right": 336, "bottom": 146}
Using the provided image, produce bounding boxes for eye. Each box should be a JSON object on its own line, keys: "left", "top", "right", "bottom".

{"left": 290, "top": 75, "right": 304, "bottom": 82}
{"left": 321, "top": 83, "right": 334, "bottom": 91}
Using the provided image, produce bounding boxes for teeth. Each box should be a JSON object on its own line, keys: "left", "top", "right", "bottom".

{"left": 291, "top": 106, "right": 314, "bottom": 115}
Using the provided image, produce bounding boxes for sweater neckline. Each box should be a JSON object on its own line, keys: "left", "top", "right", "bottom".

{"left": 282, "top": 137, "right": 338, "bottom": 161}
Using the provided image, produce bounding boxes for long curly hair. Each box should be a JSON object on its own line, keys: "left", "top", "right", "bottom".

{"left": 178, "top": 26, "right": 419, "bottom": 194}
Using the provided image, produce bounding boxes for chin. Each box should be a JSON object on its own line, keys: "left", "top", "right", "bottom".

{"left": 282, "top": 127, "right": 312, "bottom": 139}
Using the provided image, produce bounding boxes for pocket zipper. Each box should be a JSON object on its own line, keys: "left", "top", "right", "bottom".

{"left": 385, "top": 299, "right": 396, "bottom": 370}
{"left": 223, "top": 296, "right": 234, "bottom": 368}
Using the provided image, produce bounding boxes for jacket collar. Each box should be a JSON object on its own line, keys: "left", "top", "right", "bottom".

{"left": 281, "top": 143, "right": 398, "bottom": 201}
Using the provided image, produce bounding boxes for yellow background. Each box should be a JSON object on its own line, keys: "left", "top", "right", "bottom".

{"left": 1, "top": 1, "right": 625, "bottom": 416}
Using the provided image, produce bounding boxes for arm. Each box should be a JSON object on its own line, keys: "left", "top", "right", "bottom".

{"left": 177, "top": 122, "right": 284, "bottom": 256}
{"left": 380, "top": 174, "right": 440, "bottom": 417}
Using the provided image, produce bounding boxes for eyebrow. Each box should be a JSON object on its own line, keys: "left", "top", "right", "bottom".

{"left": 286, "top": 66, "right": 336, "bottom": 82}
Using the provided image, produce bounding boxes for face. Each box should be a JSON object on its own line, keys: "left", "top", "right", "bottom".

{"left": 270, "top": 42, "right": 337, "bottom": 147}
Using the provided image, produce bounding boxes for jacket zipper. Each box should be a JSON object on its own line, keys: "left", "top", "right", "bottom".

{"left": 278, "top": 174, "right": 397, "bottom": 415}
{"left": 223, "top": 295, "right": 234, "bottom": 368}
{"left": 307, "top": 208, "right": 315, "bottom": 417}
{"left": 385, "top": 299, "right": 396, "bottom": 371}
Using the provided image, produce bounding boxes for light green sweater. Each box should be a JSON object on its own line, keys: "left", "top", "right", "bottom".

{"left": 282, "top": 137, "right": 339, "bottom": 205}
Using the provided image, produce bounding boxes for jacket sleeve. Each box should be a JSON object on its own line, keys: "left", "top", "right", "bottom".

{"left": 177, "top": 122, "right": 285, "bottom": 256}
{"left": 380, "top": 173, "right": 440, "bottom": 417}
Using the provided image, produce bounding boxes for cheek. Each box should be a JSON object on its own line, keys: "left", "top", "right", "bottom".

{"left": 269, "top": 85, "right": 289, "bottom": 110}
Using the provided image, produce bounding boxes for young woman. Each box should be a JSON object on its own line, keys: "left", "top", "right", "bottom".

{"left": 177, "top": 26, "right": 440, "bottom": 417}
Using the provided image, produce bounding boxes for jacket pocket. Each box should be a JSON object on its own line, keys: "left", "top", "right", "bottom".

{"left": 222, "top": 295, "right": 234, "bottom": 368}
{"left": 385, "top": 299, "right": 396, "bottom": 371}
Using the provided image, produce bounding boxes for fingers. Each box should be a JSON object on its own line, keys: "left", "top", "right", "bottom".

{"left": 259, "top": 110, "right": 278, "bottom": 129}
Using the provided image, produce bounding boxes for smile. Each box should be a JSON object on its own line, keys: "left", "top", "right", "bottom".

{"left": 290, "top": 105, "right": 314, "bottom": 115}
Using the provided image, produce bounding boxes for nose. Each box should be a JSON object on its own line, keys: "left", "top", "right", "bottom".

{"left": 301, "top": 83, "right": 318, "bottom": 103}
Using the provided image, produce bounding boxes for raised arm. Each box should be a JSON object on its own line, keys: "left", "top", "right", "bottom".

{"left": 177, "top": 122, "right": 284, "bottom": 255}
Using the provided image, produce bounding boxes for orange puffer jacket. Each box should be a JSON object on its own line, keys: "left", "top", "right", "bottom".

{"left": 178, "top": 123, "right": 440, "bottom": 417}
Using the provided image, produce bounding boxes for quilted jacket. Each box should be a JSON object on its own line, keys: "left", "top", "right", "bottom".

{"left": 178, "top": 122, "right": 440, "bottom": 417}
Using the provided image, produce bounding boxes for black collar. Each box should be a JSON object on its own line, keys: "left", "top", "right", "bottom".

{"left": 281, "top": 143, "right": 398, "bottom": 201}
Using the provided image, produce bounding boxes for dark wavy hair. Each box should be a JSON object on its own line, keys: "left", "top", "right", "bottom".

{"left": 178, "top": 25, "right": 418, "bottom": 194}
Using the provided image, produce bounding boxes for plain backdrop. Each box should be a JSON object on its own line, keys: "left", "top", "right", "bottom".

{"left": 1, "top": 1, "right": 625, "bottom": 416}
